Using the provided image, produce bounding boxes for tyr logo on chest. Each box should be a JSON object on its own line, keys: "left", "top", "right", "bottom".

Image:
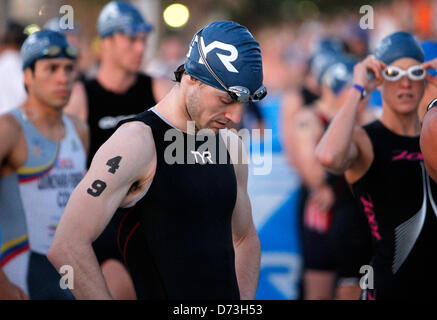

{"left": 191, "top": 150, "right": 213, "bottom": 164}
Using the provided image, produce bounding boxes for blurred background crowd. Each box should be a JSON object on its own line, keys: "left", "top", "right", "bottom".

{"left": 2, "top": 0, "right": 437, "bottom": 125}
{"left": 1, "top": 0, "right": 437, "bottom": 300}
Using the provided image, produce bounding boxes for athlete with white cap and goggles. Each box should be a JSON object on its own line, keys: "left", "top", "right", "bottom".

{"left": 316, "top": 31, "right": 437, "bottom": 300}
{"left": 49, "top": 20, "right": 265, "bottom": 300}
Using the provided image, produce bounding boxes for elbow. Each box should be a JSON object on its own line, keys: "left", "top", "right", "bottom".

{"left": 47, "top": 235, "right": 73, "bottom": 270}
{"left": 47, "top": 241, "right": 64, "bottom": 269}
{"left": 315, "top": 146, "right": 336, "bottom": 169}
{"left": 315, "top": 147, "right": 345, "bottom": 174}
{"left": 234, "top": 227, "right": 261, "bottom": 252}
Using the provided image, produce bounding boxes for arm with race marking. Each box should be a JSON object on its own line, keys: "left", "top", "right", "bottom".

{"left": 47, "top": 121, "right": 156, "bottom": 299}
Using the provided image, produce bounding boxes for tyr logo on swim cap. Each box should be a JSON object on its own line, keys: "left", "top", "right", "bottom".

{"left": 374, "top": 31, "right": 424, "bottom": 65}
{"left": 21, "top": 30, "right": 78, "bottom": 70}
{"left": 97, "top": 1, "right": 153, "bottom": 38}
{"left": 184, "top": 21, "right": 264, "bottom": 99}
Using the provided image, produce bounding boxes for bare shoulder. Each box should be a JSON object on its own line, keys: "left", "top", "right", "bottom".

{"left": 0, "top": 112, "right": 22, "bottom": 144}
{"left": 0, "top": 112, "right": 25, "bottom": 167}
{"left": 116, "top": 120, "right": 154, "bottom": 145}
{"left": 87, "top": 120, "right": 156, "bottom": 189}
{"left": 0, "top": 112, "right": 20, "bottom": 128}
{"left": 104, "top": 121, "right": 156, "bottom": 167}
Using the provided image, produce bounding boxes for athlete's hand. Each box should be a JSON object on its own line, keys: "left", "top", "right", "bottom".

{"left": 353, "top": 55, "right": 386, "bottom": 93}
{"left": 0, "top": 280, "right": 29, "bottom": 300}
{"left": 421, "top": 58, "right": 437, "bottom": 86}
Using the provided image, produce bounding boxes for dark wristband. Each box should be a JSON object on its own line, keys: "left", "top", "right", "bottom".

{"left": 352, "top": 83, "right": 366, "bottom": 100}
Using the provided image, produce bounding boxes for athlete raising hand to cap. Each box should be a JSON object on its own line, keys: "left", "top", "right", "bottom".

{"left": 317, "top": 32, "right": 437, "bottom": 300}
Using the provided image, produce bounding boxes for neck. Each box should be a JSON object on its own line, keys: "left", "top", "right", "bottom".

{"left": 97, "top": 60, "right": 137, "bottom": 94}
{"left": 153, "top": 85, "right": 193, "bottom": 133}
{"left": 380, "top": 105, "right": 421, "bottom": 137}
{"left": 21, "top": 96, "right": 65, "bottom": 141}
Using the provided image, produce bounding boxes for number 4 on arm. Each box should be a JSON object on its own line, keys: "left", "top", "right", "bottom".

{"left": 106, "top": 156, "right": 122, "bottom": 174}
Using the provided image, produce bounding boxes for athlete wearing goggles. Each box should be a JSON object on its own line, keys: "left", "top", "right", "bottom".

{"left": 382, "top": 65, "right": 426, "bottom": 82}
{"left": 41, "top": 45, "right": 79, "bottom": 59}
{"left": 196, "top": 29, "right": 267, "bottom": 103}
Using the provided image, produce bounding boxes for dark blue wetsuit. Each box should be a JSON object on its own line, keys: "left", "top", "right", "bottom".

{"left": 116, "top": 109, "right": 240, "bottom": 299}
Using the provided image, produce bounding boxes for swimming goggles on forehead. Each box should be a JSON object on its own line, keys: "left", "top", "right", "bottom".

{"left": 41, "top": 45, "right": 79, "bottom": 59}
{"left": 382, "top": 65, "right": 426, "bottom": 82}
{"left": 196, "top": 29, "right": 267, "bottom": 103}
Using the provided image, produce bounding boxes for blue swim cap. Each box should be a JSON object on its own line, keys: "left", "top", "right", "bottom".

{"left": 322, "top": 55, "right": 357, "bottom": 95}
{"left": 311, "top": 50, "right": 340, "bottom": 85}
{"left": 184, "top": 21, "right": 264, "bottom": 96}
{"left": 313, "top": 37, "right": 344, "bottom": 55}
{"left": 97, "top": 1, "right": 153, "bottom": 38}
{"left": 309, "top": 37, "right": 345, "bottom": 85}
{"left": 44, "top": 17, "right": 80, "bottom": 35}
{"left": 374, "top": 31, "right": 424, "bottom": 65}
{"left": 421, "top": 40, "right": 437, "bottom": 77}
{"left": 21, "top": 30, "right": 77, "bottom": 70}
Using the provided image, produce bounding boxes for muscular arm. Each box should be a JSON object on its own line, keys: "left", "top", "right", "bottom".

{"left": 315, "top": 88, "right": 362, "bottom": 174}
{"left": 223, "top": 130, "right": 261, "bottom": 300}
{"left": 420, "top": 107, "right": 437, "bottom": 182}
{"left": 315, "top": 88, "right": 374, "bottom": 183}
{"left": 47, "top": 122, "right": 156, "bottom": 300}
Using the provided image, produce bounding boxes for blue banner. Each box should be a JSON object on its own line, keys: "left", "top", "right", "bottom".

{"left": 248, "top": 93, "right": 303, "bottom": 300}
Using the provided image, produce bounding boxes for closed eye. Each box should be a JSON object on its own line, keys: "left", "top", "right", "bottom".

{"left": 221, "top": 99, "right": 234, "bottom": 105}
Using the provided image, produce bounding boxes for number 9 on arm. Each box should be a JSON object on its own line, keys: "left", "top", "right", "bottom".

{"left": 87, "top": 179, "right": 107, "bottom": 197}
